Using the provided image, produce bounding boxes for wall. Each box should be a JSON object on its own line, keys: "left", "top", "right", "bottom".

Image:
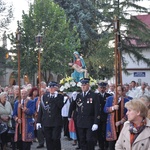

{"left": 122, "top": 49, "right": 150, "bottom": 85}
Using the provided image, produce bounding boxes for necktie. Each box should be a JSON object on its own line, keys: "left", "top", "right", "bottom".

{"left": 22, "top": 99, "right": 24, "bottom": 108}
{"left": 83, "top": 92, "right": 86, "bottom": 97}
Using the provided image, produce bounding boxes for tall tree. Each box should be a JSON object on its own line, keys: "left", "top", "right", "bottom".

{"left": 0, "top": 0, "right": 13, "bottom": 76}
{"left": 0, "top": 0, "right": 13, "bottom": 32}
{"left": 0, "top": 47, "right": 7, "bottom": 76}
{"left": 8, "top": 0, "right": 80, "bottom": 84}
{"left": 54, "top": 0, "right": 150, "bottom": 79}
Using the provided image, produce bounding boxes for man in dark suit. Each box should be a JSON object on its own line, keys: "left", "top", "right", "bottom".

{"left": 96, "top": 82, "right": 111, "bottom": 150}
{"left": 36, "top": 81, "right": 66, "bottom": 150}
{"left": 68, "top": 91, "right": 81, "bottom": 150}
{"left": 70, "top": 78, "right": 100, "bottom": 150}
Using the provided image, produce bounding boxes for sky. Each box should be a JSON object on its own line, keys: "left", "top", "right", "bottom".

{"left": 6, "top": 0, "right": 34, "bottom": 32}
{"left": 7, "top": 0, "right": 150, "bottom": 32}
{"left": 4, "top": 0, "right": 34, "bottom": 48}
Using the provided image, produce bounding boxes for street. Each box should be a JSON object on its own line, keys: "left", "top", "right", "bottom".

{"left": 31, "top": 134, "right": 100, "bottom": 150}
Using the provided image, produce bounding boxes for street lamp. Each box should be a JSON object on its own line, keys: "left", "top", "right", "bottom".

{"left": 35, "top": 33, "right": 43, "bottom": 97}
{"left": 16, "top": 27, "right": 21, "bottom": 133}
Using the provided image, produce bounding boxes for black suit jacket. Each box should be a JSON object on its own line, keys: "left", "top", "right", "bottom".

{"left": 98, "top": 92, "right": 111, "bottom": 122}
{"left": 70, "top": 90, "right": 100, "bottom": 128}
{"left": 37, "top": 92, "right": 64, "bottom": 127}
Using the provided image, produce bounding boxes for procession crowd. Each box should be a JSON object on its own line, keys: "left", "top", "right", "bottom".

{"left": 0, "top": 79, "right": 150, "bottom": 150}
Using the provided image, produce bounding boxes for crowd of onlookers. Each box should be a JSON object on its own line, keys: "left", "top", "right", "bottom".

{"left": 0, "top": 80, "right": 150, "bottom": 150}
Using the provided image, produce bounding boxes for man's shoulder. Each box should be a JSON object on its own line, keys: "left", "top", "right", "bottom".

{"left": 107, "top": 95, "right": 114, "bottom": 100}
{"left": 26, "top": 99, "right": 35, "bottom": 105}
{"left": 124, "top": 97, "right": 130, "bottom": 102}
{"left": 105, "top": 93, "right": 112, "bottom": 97}
{"left": 43, "top": 92, "right": 50, "bottom": 98}
{"left": 57, "top": 93, "right": 64, "bottom": 98}
{"left": 14, "top": 100, "right": 19, "bottom": 105}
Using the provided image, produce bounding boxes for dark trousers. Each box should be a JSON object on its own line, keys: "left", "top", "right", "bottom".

{"left": 108, "top": 131, "right": 120, "bottom": 150}
{"left": 78, "top": 127, "right": 95, "bottom": 150}
{"left": 62, "top": 117, "right": 70, "bottom": 138}
{"left": 108, "top": 141, "right": 116, "bottom": 150}
{"left": 44, "top": 126, "right": 62, "bottom": 150}
{"left": 17, "top": 140, "right": 32, "bottom": 150}
{"left": 74, "top": 119, "right": 81, "bottom": 148}
{"left": 7, "top": 133, "right": 15, "bottom": 150}
{"left": 1, "top": 131, "right": 8, "bottom": 149}
{"left": 37, "top": 127, "right": 45, "bottom": 146}
{"left": 97, "top": 121, "right": 108, "bottom": 150}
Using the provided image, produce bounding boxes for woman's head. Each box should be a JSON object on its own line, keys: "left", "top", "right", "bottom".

{"left": 13, "top": 85, "right": 19, "bottom": 96}
{"left": 125, "top": 99, "right": 148, "bottom": 120}
{"left": 0, "top": 92, "right": 7, "bottom": 104}
{"left": 29, "top": 87, "right": 39, "bottom": 98}
{"left": 140, "top": 95, "right": 150, "bottom": 109}
{"left": 73, "top": 51, "right": 80, "bottom": 59}
{"left": 40, "top": 88, "right": 46, "bottom": 96}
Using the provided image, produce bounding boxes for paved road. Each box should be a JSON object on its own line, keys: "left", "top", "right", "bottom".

{"left": 31, "top": 135, "right": 100, "bottom": 150}
{"left": 5, "top": 131, "right": 100, "bottom": 150}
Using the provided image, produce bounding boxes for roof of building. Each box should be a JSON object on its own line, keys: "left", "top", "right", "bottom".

{"left": 129, "top": 14, "right": 150, "bottom": 48}
{"left": 135, "top": 14, "right": 150, "bottom": 28}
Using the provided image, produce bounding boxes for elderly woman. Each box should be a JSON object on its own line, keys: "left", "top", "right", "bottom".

{"left": 115, "top": 99, "right": 150, "bottom": 150}
{"left": 0, "top": 92, "right": 13, "bottom": 149}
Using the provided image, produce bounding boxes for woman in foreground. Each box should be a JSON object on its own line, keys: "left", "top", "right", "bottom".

{"left": 115, "top": 99, "right": 150, "bottom": 150}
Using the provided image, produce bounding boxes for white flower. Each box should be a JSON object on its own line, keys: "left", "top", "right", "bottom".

{"left": 64, "top": 83, "right": 70, "bottom": 89}
{"left": 77, "top": 82, "right": 82, "bottom": 87}
{"left": 70, "top": 81, "right": 76, "bottom": 87}
{"left": 90, "top": 82, "right": 96, "bottom": 86}
{"left": 60, "top": 86, "right": 65, "bottom": 92}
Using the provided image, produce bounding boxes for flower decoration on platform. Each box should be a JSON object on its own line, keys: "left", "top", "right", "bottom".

{"left": 59, "top": 76, "right": 98, "bottom": 92}
{"left": 89, "top": 77, "right": 98, "bottom": 91}
{"left": 59, "top": 76, "right": 81, "bottom": 92}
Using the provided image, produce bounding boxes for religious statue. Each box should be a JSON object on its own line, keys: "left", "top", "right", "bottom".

{"left": 68, "top": 51, "right": 87, "bottom": 82}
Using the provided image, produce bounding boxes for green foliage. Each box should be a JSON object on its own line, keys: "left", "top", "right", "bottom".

{"left": 55, "top": 0, "right": 150, "bottom": 79}
{"left": 0, "top": 0, "right": 13, "bottom": 76}
{"left": 7, "top": 0, "right": 150, "bottom": 82}
{"left": 8, "top": 0, "right": 81, "bottom": 83}
{"left": 0, "top": 0, "right": 13, "bottom": 32}
{"left": 0, "top": 47, "right": 7, "bottom": 76}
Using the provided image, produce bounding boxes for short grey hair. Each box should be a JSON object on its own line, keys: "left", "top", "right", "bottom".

{"left": 41, "top": 81, "right": 46, "bottom": 85}
{"left": 13, "top": 85, "right": 19, "bottom": 90}
{"left": 0, "top": 92, "right": 7, "bottom": 98}
{"left": 140, "top": 95, "right": 150, "bottom": 103}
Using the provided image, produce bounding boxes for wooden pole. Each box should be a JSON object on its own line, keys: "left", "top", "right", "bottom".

{"left": 114, "top": 17, "right": 119, "bottom": 126}
{"left": 16, "top": 28, "right": 21, "bottom": 134}
{"left": 114, "top": 17, "right": 123, "bottom": 132}
{"left": 36, "top": 33, "right": 43, "bottom": 99}
{"left": 38, "top": 49, "right": 41, "bottom": 98}
{"left": 118, "top": 33, "right": 122, "bottom": 86}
